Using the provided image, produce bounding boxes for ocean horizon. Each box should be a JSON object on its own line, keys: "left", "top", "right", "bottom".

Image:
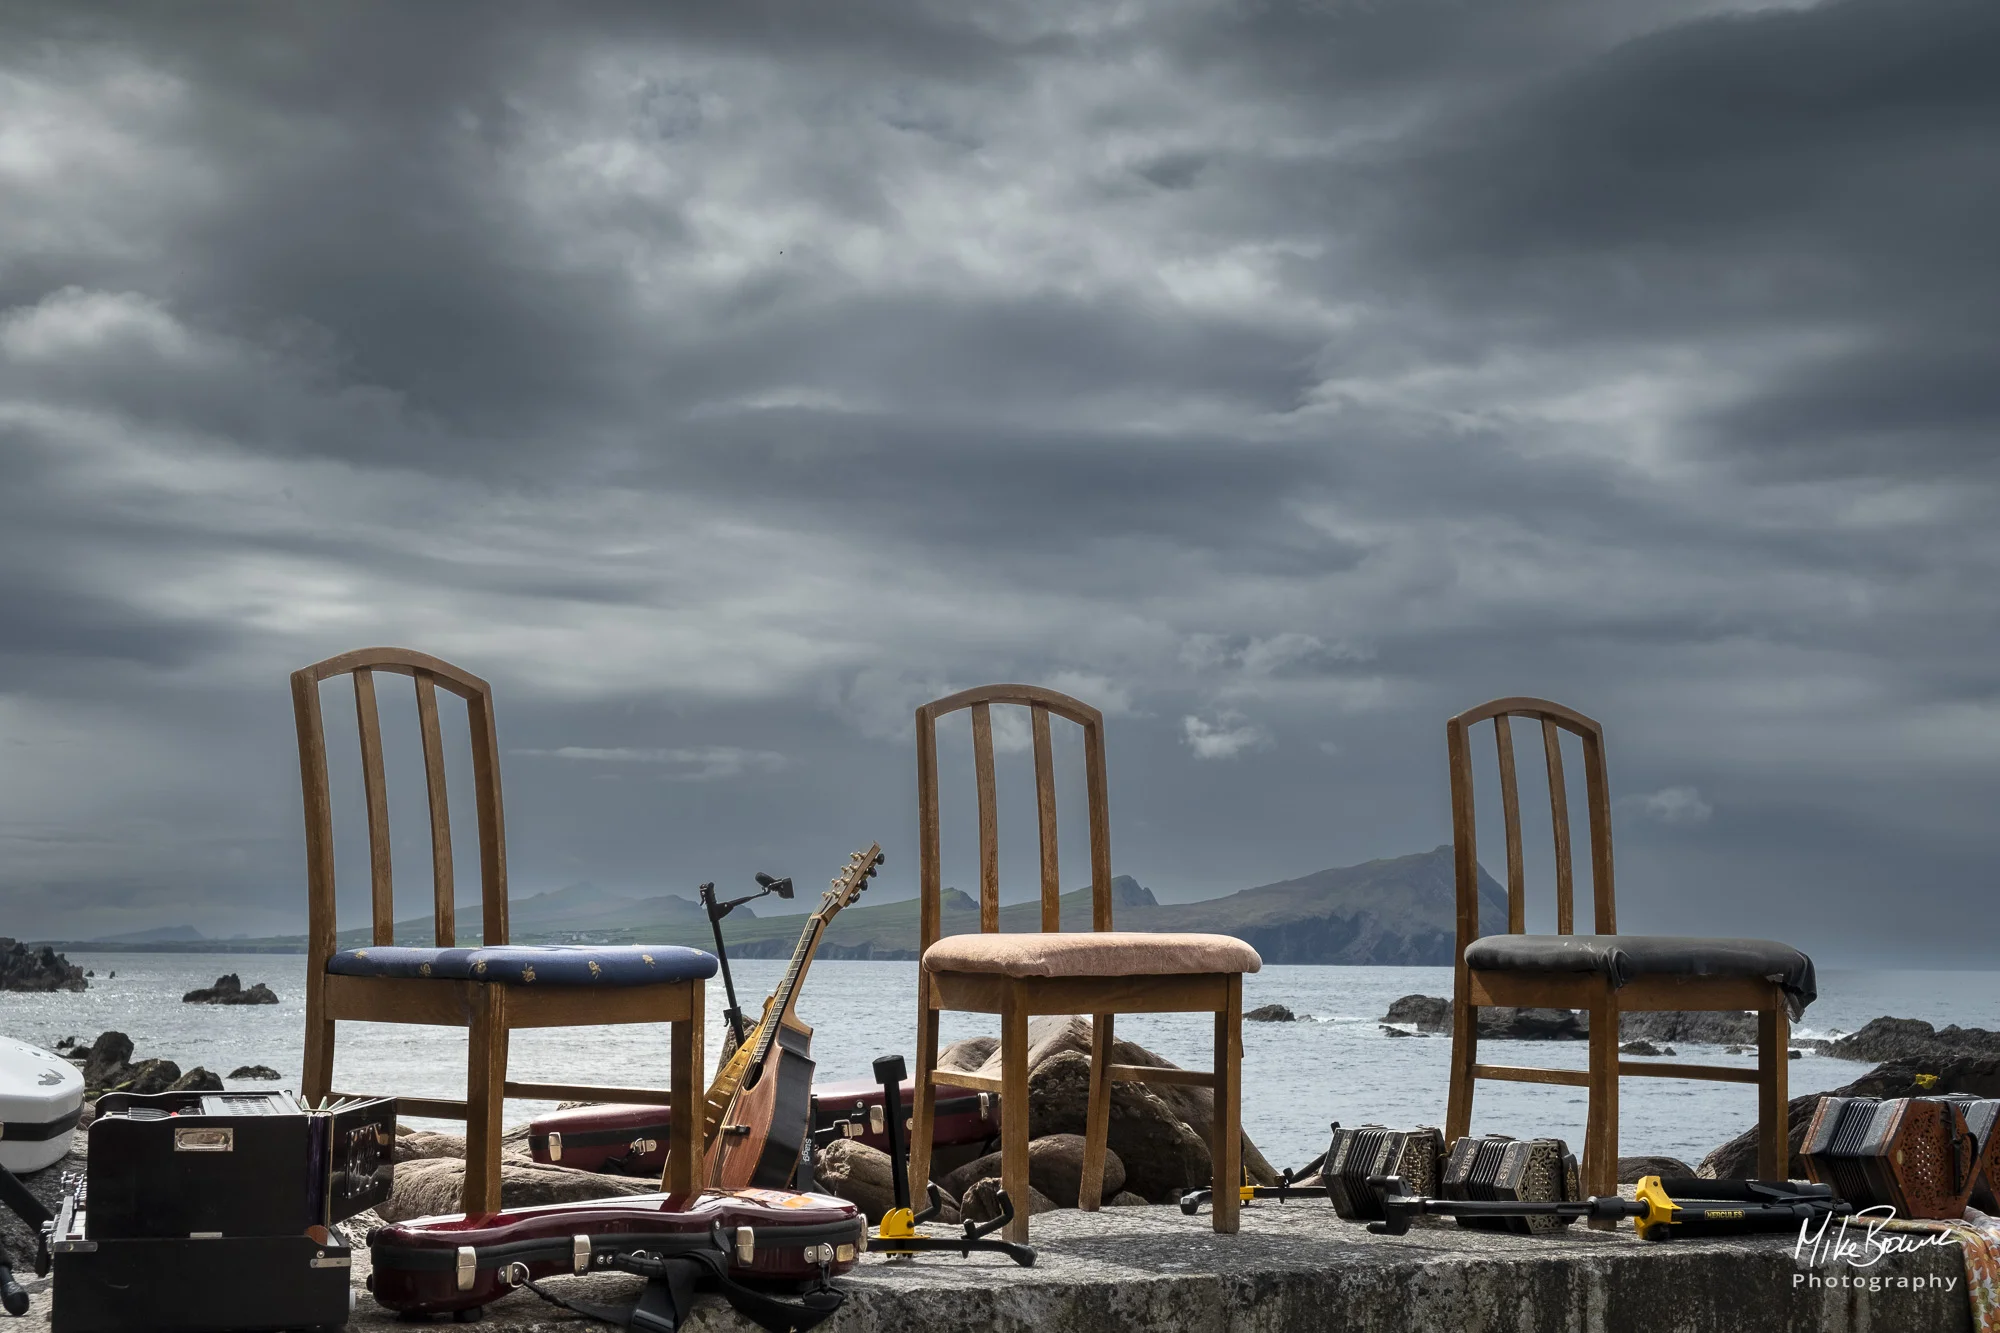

{"left": 7, "top": 951, "right": 1996, "bottom": 1173}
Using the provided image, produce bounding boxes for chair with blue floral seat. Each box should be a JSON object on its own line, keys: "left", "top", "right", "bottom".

{"left": 291, "top": 647, "right": 716, "bottom": 1215}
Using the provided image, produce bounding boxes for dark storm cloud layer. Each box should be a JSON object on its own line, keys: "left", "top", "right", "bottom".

{"left": 1, "top": 0, "right": 1995, "bottom": 963}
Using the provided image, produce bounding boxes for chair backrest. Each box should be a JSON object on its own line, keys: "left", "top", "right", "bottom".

{"left": 1446, "top": 696, "right": 1615, "bottom": 950}
{"left": 291, "top": 647, "right": 508, "bottom": 963}
{"left": 914, "top": 684, "right": 1112, "bottom": 953}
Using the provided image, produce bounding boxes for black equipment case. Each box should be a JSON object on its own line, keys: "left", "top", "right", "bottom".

{"left": 48, "top": 1089, "right": 394, "bottom": 1333}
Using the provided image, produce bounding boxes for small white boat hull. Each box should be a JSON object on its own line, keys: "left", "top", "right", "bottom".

{"left": 0, "top": 1034, "right": 85, "bottom": 1173}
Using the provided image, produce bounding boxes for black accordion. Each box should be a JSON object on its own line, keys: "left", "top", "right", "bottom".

{"left": 1801, "top": 1094, "right": 1988, "bottom": 1221}
{"left": 1323, "top": 1124, "right": 1444, "bottom": 1221}
{"left": 1440, "top": 1135, "right": 1581, "bottom": 1234}
{"left": 48, "top": 1089, "right": 394, "bottom": 1333}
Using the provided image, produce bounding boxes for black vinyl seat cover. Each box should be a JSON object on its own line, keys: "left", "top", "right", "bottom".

{"left": 1462, "top": 934, "right": 1816, "bottom": 1019}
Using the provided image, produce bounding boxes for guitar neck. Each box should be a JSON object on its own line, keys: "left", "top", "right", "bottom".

{"left": 755, "top": 912, "right": 827, "bottom": 1057}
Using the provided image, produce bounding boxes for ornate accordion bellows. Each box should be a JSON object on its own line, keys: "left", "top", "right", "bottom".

{"left": 1439, "top": 1134, "right": 1581, "bottom": 1233}
{"left": 1944, "top": 1096, "right": 2000, "bottom": 1213}
{"left": 1801, "top": 1095, "right": 1982, "bottom": 1220}
{"left": 1324, "top": 1124, "right": 1445, "bottom": 1220}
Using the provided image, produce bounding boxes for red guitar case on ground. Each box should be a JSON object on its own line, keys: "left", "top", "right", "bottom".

{"left": 811, "top": 1076, "right": 999, "bottom": 1156}
{"left": 526, "top": 1076, "right": 999, "bottom": 1175}
{"left": 367, "top": 1188, "right": 864, "bottom": 1329}
{"left": 527, "top": 1103, "right": 675, "bottom": 1175}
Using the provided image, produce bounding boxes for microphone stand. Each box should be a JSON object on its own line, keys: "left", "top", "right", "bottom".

{"left": 699, "top": 873, "right": 794, "bottom": 1053}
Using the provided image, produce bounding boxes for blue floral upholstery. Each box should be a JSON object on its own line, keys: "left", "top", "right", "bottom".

{"left": 327, "top": 944, "right": 717, "bottom": 986}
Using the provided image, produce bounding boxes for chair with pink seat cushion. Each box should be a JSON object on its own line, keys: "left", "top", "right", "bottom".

{"left": 906, "top": 684, "right": 1263, "bottom": 1242}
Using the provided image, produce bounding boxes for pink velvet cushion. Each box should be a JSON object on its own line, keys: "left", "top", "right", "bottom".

{"left": 922, "top": 931, "right": 1262, "bottom": 978}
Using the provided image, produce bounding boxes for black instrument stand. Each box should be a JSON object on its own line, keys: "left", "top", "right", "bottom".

{"left": 868, "top": 1055, "right": 1035, "bottom": 1266}
{"left": 0, "top": 1162, "right": 53, "bottom": 1316}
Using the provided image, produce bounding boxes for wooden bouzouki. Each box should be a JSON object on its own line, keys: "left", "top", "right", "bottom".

{"left": 701, "top": 845, "right": 883, "bottom": 1190}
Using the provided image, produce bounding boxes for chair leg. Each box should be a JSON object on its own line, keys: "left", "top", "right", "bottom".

{"left": 665, "top": 980, "right": 704, "bottom": 1202}
{"left": 909, "top": 974, "right": 941, "bottom": 1197}
{"left": 302, "top": 976, "right": 334, "bottom": 1106}
{"left": 1585, "top": 984, "right": 1619, "bottom": 1222}
{"left": 1758, "top": 1002, "right": 1790, "bottom": 1179}
{"left": 1445, "top": 986, "right": 1476, "bottom": 1145}
{"left": 999, "top": 986, "right": 1031, "bottom": 1244}
{"left": 462, "top": 984, "right": 509, "bottom": 1216}
{"left": 1079, "top": 1012, "right": 1113, "bottom": 1212}
{"left": 1211, "top": 974, "right": 1243, "bottom": 1235}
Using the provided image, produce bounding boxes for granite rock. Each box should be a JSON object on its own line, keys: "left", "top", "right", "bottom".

{"left": 182, "top": 974, "right": 279, "bottom": 1004}
{"left": 938, "top": 1135, "right": 1126, "bottom": 1209}
{"left": 1618, "top": 1155, "right": 1695, "bottom": 1183}
{"left": 377, "top": 1158, "right": 654, "bottom": 1223}
{"left": 0, "top": 939, "right": 86, "bottom": 992}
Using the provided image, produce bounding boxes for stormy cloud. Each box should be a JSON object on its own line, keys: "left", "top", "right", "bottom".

{"left": 0, "top": 0, "right": 1994, "bottom": 964}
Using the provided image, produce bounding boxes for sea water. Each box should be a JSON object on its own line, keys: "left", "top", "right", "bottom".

{"left": 5, "top": 953, "right": 1995, "bottom": 1172}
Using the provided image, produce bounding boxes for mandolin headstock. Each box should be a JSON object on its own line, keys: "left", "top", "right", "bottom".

{"left": 819, "top": 843, "right": 885, "bottom": 918}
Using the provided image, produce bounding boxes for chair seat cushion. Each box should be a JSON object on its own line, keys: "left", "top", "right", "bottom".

{"left": 1463, "top": 934, "right": 1816, "bottom": 1017}
{"left": 327, "top": 944, "right": 717, "bottom": 986}
{"left": 922, "top": 931, "right": 1262, "bottom": 979}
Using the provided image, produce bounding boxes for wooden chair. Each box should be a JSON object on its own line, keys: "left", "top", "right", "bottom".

{"left": 293, "top": 647, "right": 715, "bottom": 1214}
{"left": 1444, "top": 696, "right": 1817, "bottom": 1207}
{"left": 906, "top": 685, "right": 1262, "bottom": 1242}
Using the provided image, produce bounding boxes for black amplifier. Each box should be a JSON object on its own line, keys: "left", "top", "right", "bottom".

{"left": 48, "top": 1091, "right": 394, "bottom": 1333}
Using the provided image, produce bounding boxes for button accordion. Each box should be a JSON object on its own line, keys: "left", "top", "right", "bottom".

{"left": 1439, "top": 1135, "right": 1581, "bottom": 1234}
{"left": 1323, "top": 1125, "right": 1444, "bottom": 1221}
{"left": 1801, "top": 1094, "right": 1992, "bottom": 1220}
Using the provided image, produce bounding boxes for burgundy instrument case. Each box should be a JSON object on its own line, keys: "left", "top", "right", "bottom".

{"left": 367, "top": 1188, "right": 864, "bottom": 1319}
{"left": 527, "top": 1078, "right": 998, "bottom": 1175}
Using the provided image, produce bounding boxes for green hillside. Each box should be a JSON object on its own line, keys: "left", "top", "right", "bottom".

{"left": 46, "top": 846, "right": 1506, "bottom": 966}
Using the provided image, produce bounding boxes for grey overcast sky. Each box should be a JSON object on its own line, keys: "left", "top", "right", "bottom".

{"left": 1, "top": 0, "right": 1995, "bottom": 963}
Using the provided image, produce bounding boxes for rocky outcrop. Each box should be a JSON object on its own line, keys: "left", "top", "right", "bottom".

{"left": 1027, "top": 1051, "right": 1210, "bottom": 1204}
{"left": 0, "top": 938, "right": 86, "bottom": 992}
{"left": 1697, "top": 1056, "right": 2000, "bottom": 1179}
{"left": 1618, "top": 1155, "right": 1694, "bottom": 1183}
{"left": 1619, "top": 1040, "right": 1675, "bottom": 1056}
{"left": 378, "top": 1158, "right": 654, "bottom": 1223}
{"left": 1621, "top": 1010, "right": 1757, "bottom": 1045}
{"left": 937, "top": 1035, "right": 999, "bottom": 1072}
{"left": 938, "top": 1136, "right": 1126, "bottom": 1210}
{"left": 1379, "top": 994, "right": 1583, "bottom": 1039}
{"left": 1245, "top": 1004, "right": 1295, "bottom": 1022}
{"left": 66, "top": 1030, "right": 219, "bottom": 1096}
{"left": 182, "top": 974, "right": 279, "bottom": 1004}
{"left": 970, "top": 1014, "right": 1280, "bottom": 1188}
{"left": 1380, "top": 995, "right": 1758, "bottom": 1045}
{"left": 816, "top": 1139, "right": 962, "bottom": 1224}
{"left": 1824, "top": 1017, "right": 2000, "bottom": 1065}
{"left": 228, "top": 1064, "right": 282, "bottom": 1080}
{"left": 393, "top": 1130, "right": 472, "bottom": 1164}
{"left": 961, "top": 1178, "right": 1059, "bottom": 1224}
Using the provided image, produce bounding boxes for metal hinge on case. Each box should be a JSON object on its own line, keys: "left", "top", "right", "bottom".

{"left": 456, "top": 1246, "right": 477, "bottom": 1291}
{"left": 573, "top": 1234, "right": 591, "bottom": 1274}
{"left": 547, "top": 1131, "right": 563, "bottom": 1162}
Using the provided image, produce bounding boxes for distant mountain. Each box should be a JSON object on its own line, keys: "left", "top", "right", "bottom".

{"left": 44, "top": 850, "right": 1504, "bottom": 964}
{"left": 92, "top": 924, "right": 204, "bottom": 943}
{"left": 563, "top": 850, "right": 1502, "bottom": 965}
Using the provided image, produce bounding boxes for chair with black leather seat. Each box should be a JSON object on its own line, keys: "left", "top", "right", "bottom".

{"left": 1444, "top": 696, "right": 1815, "bottom": 1206}
{"left": 292, "top": 647, "right": 715, "bottom": 1214}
